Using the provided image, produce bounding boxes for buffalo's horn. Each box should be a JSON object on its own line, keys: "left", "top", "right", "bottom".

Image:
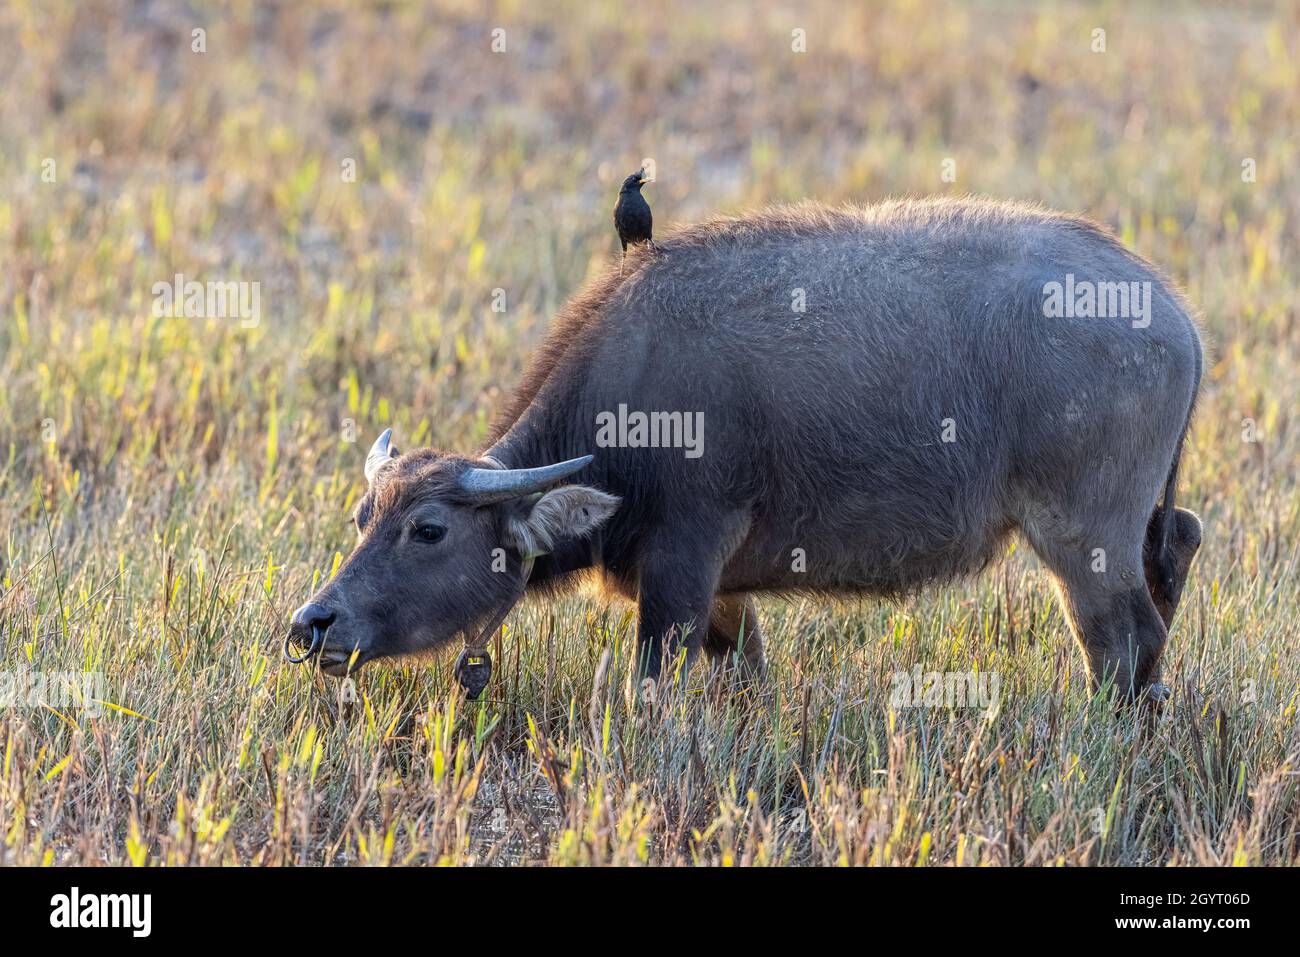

{"left": 459, "top": 455, "right": 594, "bottom": 504}
{"left": 364, "top": 428, "right": 397, "bottom": 484}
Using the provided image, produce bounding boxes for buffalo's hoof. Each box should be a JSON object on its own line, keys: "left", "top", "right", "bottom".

{"left": 455, "top": 649, "right": 492, "bottom": 700}
{"left": 1140, "top": 682, "right": 1172, "bottom": 722}
{"left": 1147, "top": 682, "right": 1172, "bottom": 703}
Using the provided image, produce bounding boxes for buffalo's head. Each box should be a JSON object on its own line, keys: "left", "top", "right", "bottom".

{"left": 287, "top": 430, "right": 619, "bottom": 676}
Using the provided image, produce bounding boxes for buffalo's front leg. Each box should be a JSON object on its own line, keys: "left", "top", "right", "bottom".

{"left": 633, "top": 529, "right": 724, "bottom": 691}
{"left": 635, "top": 567, "right": 715, "bottom": 686}
{"left": 704, "top": 594, "right": 766, "bottom": 679}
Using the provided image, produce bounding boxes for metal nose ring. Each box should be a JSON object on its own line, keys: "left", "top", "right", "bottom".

{"left": 284, "top": 623, "right": 325, "bottom": 664}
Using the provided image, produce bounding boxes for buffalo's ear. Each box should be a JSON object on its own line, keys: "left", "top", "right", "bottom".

{"left": 508, "top": 486, "right": 620, "bottom": 558}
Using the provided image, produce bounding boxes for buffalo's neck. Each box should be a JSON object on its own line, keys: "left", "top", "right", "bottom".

{"left": 525, "top": 541, "right": 600, "bottom": 590}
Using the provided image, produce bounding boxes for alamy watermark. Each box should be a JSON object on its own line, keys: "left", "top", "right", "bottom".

{"left": 152, "top": 273, "right": 261, "bottom": 328}
{"left": 889, "top": 666, "right": 1001, "bottom": 711}
{"left": 1042, "top": 273, "right": 1152, "bottom": 328}
{"left": 595, "top": 404, "right": 704, "bottom": 459}
{"left": 50, "top": 887, "right": 151, "bottom": 937}
{"left": 0, "top": 669, "right": 107, "bottom": 716}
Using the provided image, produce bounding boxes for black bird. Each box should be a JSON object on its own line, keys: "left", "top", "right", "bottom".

{"left": 613, "top": 169, "right": 653, "bottom": 267}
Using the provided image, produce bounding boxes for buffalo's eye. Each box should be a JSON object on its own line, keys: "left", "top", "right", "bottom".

{"left": 412, "top": 522, "right": 446, "bottom": 544}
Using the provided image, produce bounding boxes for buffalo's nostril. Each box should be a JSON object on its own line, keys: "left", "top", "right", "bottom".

{"left": 286, "top": 602, "right": 336, "bottom": 664}
{"left": 291, "top": 602, "right": 335, "bottom": 631}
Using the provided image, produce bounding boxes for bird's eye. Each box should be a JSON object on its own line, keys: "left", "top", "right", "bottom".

{"left": 412, "top": 523, "right": 446, "bottom": 544}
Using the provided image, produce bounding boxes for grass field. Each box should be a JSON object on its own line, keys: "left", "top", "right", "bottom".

{"left": 1, "top": 0, "right": 1298, "bottom": 866}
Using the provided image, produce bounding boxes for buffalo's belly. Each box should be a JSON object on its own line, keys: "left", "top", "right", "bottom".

{"left": 719, "top": 482, "right": 1014, "bottom": 595}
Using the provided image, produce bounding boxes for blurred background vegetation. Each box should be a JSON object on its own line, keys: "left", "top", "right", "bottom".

{"left": 0, "top": 0, "right": 1297, "bottom": 865}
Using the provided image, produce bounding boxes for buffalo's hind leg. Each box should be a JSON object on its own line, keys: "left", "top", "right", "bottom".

{"left": 1027, "top": 519, "right": 1170, "bottom": 703}
{"left": 703, "top": 594, "right": 767, "bottom": 681}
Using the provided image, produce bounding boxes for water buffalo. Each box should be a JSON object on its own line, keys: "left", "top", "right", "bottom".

{"left": 288, "top": 197, "right": 1203, "bottom": 702}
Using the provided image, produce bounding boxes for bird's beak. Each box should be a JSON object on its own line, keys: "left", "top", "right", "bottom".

{"left": 638, "top": 172, "right": 649, "bottom": 184}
